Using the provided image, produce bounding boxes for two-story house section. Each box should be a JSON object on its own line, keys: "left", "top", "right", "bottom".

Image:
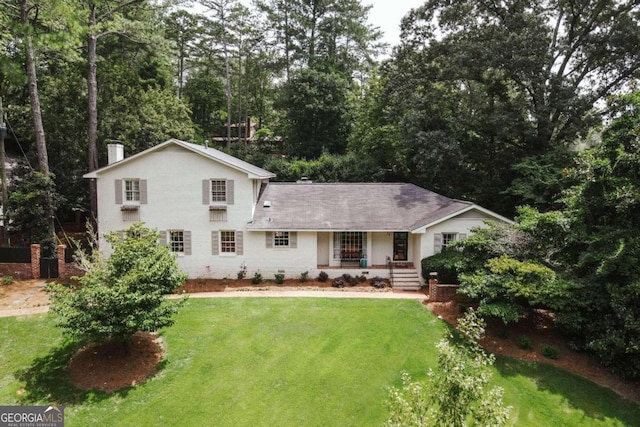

{"left": 84, "top": 139, "right": 275, "bottom": 278}
{"left": 86, "top": 139, "right": 511, "bottom": 287}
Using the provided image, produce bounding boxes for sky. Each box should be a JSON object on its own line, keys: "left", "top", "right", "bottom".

{"left": 223, "top": 0, "right": 426, "bottom": 48}
{"left": 365, "top": 0, "right": 425, "bottom": 48}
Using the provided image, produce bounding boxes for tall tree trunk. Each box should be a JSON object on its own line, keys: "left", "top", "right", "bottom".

{"left": 20, "top": 0, "right": 56, "bottom": 245}
{"left": 222, "top": 14, "right": 232, "bottom": 150}
{"left": 87, "top": 1, "right": 99, "bottom": 224}
{"left": 0, "top": 98, "right": 8, "bottom": 246}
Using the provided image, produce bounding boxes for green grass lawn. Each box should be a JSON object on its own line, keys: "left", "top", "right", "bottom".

{"left": 1, "top": 298, "right": 639, "bottom": 426}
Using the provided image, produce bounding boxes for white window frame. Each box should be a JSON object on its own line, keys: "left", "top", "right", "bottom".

{"left": 274, "top": 231, "right": 290, "bottom": 247}
{"left": 441, "top": 232, "right": 458, "bottom": 250}
{"left": 210, "top": 179, "right": 227, "bottom": 203}
{"left": 169, "top": 230, "right": 185, "bottom": 254}
{"left": 220, "top": 230, "right": 236, "bottom": 253}
{"left": 124, "top": 179, "right": 140, "bottom": 203}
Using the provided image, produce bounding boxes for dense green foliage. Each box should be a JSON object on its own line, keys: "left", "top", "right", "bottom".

{"left": 420, "top": 250, "right": 466, "bottom": 284}
{"left": 5, "top": 163, "right": 61, "bottom": 253}
{"left": 556, "top": 93, "right": 640, "bottom": 379}
{"left": 49, "top": 223, "right": 187, "bottom": 344}
{"left": 380, "top": 0, "right": 640, "bottom": 214}
{"left": 278, "top": 68, "right": 350, "bottom": 158}
{"left": 424, "top": 94, "right": 640, "bottom": 378}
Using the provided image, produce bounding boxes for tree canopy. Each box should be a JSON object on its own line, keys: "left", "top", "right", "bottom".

{"left": 381, "top": 0, "right": 640, "bottom": 214}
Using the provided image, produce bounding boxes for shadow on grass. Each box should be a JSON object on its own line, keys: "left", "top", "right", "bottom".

{"left": 495, "top": 355, "right": 640, "bottom": 424}
{"left": 14, "top": 340, "right": 140, "bottom": 406}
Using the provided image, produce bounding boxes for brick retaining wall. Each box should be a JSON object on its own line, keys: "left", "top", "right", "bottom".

{"left": 428, "top": 279, "right": 462, "bottom": 302}
{"left": 0, "top": 244, "right": 84, "bottom": 281}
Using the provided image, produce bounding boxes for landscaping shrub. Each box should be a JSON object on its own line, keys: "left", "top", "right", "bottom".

{"left": 237, "top": 262, "right": 247, "bottom": 280}
{"left": 421, "top": 251, "right": 466, "bottom": 283}
{"left": 370, "top": 277, "right": 387, "bottom": 289}
{"left": 2, "top": 276, "right": 13, "bottom": 286}
{"left": 341, "top": 273, "right": 357, "bottom": 286}
{"left": 332, "top": 277, "right": 345, "bottom": 288}
{"left": 251, "top": 271, "right": 263, "bottom": 285}
{"left": 317, "top": 271, "right": 329, "bottom": 282}
{"left": 299, "top": 271, "right": 309, "bottom": 283}
{"left": 332, "top": 274, "right": 359, "bottom": 288}
{"left": 543, "top": 344, "right": 559, "bottom": 359}
{"left": 274, "top": 273, "right": 285, "bottom": 284}
{"left": 357, "top": 275, "right": 367, "bottom": 283}
{"left": 516, "top": 335, "right": 533, "bottom": 350}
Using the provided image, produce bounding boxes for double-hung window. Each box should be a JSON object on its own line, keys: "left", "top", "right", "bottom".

{"left": 441, "top": 233, "right": 458, "bottom": 250}
{"left": 220, "top": 231, "right": 236, "bottom": 253}
{"left": 204, "top": 179, "right": 234, "bottom": 220}
{"left": 274, "top": 231, "right": 289, "bottom": 247}
{"left": 116, "top": 178, "right": 146, "bottom": 221}
{"left": 212, "top": 230, "right": 242, "bottom": 255}
{"left": 211, "top": 180, "right": 227, "bottom": 203}
{"left": 125, "top": 179, "right": 140, "bottom": 202}
{"left": 170, "top": 230, "right": 185, "bottom": 253}
{"left": 265, "top": 231, "right": 297, "bottom": 249}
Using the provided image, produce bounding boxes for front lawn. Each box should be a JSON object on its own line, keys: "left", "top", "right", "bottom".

{"left": 1, "top": 298, "right": 639, "bottom": 426}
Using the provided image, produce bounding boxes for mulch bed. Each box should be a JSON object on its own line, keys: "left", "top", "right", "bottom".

{"left": 426, "top": 301, "right": 640, "bottom": 404}
{"left": 175, "top": 278, "right": 375, "bottom": 293}
{"left": 68, "top": 332, "right": 163, "bottom": 393}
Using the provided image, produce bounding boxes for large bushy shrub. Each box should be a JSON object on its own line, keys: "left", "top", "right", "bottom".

{"left": 49, "top": 223, "right": 187, "bottom": 345}
{"left": 421, "top": 250, "right": 466, "bottom": 284}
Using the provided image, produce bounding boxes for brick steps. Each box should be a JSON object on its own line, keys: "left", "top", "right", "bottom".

{"left": 390, "top": 268, "right": 422, "bottom": 291}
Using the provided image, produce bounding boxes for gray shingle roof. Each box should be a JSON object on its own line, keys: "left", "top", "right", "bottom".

{"left": 247, "top": 182, "right": 472, "bottom": 231}
{"left": 83, "top": 139, "right": 275, "bottom": 179}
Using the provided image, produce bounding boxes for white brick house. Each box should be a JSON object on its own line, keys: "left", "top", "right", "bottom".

{"left": 85, "top": 139, "right": 511, "bottom": 288}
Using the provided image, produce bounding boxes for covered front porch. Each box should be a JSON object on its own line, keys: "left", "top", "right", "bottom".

{"left": 315, "top": 231, "right": 423, "bottom": 289}
{"left": 316, "top": 231, "right": 418, "bottom": 267}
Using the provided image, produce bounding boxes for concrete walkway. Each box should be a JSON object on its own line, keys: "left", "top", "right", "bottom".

{"left": 0, "top": 289, "right": 427, "bottom": 318}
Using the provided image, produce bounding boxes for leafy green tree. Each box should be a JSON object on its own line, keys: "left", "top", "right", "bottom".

{"left": 164, "top": 9, "right": 201, "bottom": 99}
{"left": 49, "top": 223, "right": 187, "bottom": 345}
{"left": 347, "top": 72, "right": 406, "bottom": 181}
{"left": 201, "top": 0, "right": 243, "bottom": 148}
{"left": 557, "top": 92, "right": 640, "bottom": 379}
{"left": 3, "top": 0, "right": 79, "bottom": 242}
{"left": 383, "top": 0, "right": 640, "bottom": 214}
{"left": 100, "top": 84, "right": 195, "bottom": 152}
{"left": 5, "top": 163, "right": 61, "bottom": 253}
{"left": 460, "top": 255, "right": 572, "bottom": 324}
{"left": 278, "top": 67, "right": 350, "bottom": 158}
{"left": 183, "top": 68, "right": 226, "bottom": 140}
{"left": 255, "top": 0, "right": 383, "bottom": 80}
{"left": 386, "top": 310, "right": 511, "bottom": 426}
{"left": 260, "top": 151, "right": 385, "bottom": 182}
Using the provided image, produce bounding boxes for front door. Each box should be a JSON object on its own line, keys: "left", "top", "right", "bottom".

{"left": 393, "top": 232, "right": 408, "bottom": 261}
